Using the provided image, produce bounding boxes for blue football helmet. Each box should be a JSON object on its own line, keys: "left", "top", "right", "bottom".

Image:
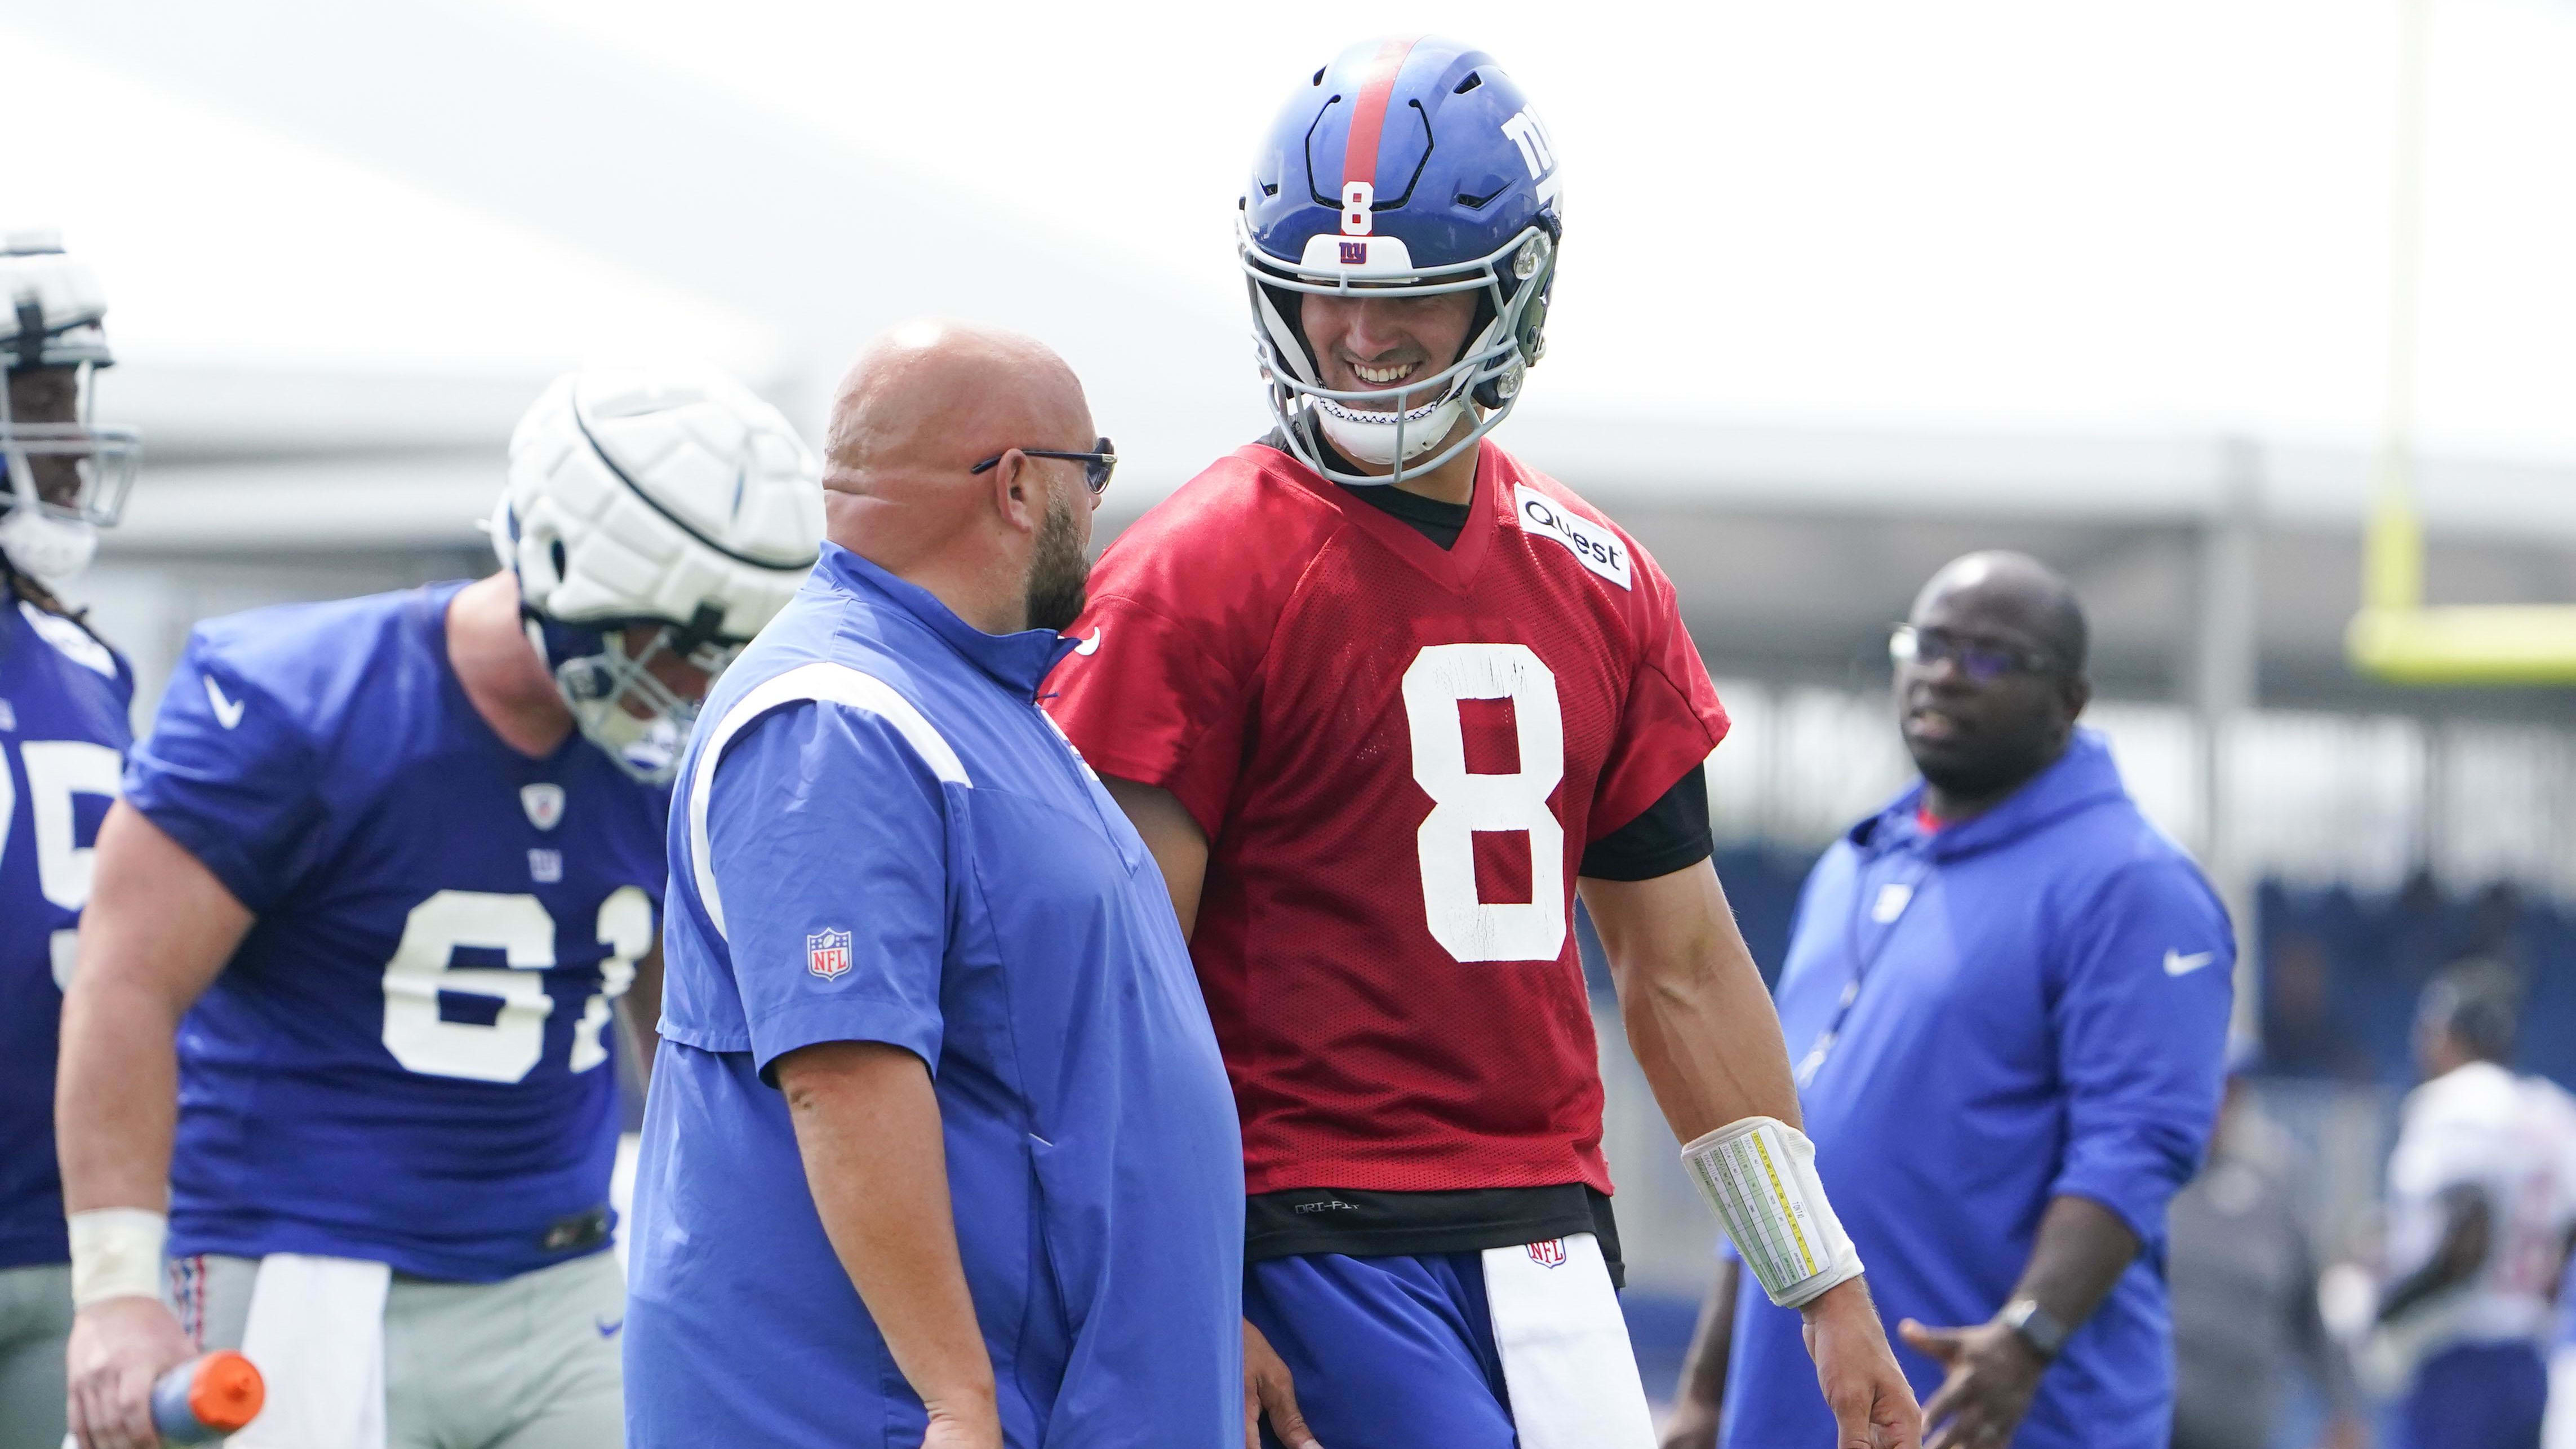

{"left": 1240, "top": 36, "right": 1563, "bottom": 486}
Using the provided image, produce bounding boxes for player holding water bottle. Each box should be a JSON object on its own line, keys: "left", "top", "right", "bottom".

{"left": 55, "top": 369, "right": 823, "bottom": 1448}
{"left": 57, "top": 1351, "right": 264, "bottom": 1447}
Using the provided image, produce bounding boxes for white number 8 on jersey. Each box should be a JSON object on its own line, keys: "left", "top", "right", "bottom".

{"left": 1402, "top": 644, "right": 1567, "bottom": 963}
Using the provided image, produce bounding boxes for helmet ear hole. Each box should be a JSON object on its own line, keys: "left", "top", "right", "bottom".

{"left": 549, "top": 537, "right": 569, "bottom": 584}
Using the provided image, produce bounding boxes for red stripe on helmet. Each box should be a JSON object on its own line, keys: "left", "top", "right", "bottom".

{"left": 1339, "top": 34, "right": 1424, "bottom": 193}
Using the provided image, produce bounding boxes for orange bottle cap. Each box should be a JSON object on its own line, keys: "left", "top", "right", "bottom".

{"left": 187, "top": 1350, "right": 265, "bottom": 1432}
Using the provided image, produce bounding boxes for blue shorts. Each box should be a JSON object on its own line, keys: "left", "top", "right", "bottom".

{"left": 1245, "top": 1252, "right": 1518, "bottom": 1449}
{"left": 1245, "top": 1235, "right": 1655, "bottom": 1449}
{"left": 2400, "top": 1342, "right": 2546, "bottom": 1449}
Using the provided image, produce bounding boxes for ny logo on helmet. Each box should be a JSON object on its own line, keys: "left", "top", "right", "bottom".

{"left": 1500, "top": 109, "right": 1557, "bottom": 181}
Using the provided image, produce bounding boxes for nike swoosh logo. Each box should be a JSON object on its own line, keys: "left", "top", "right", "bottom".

{"left": 1073, "top": 627, "right": 1103, "bottom": 657}
{"left": 203, "top": 676, "right": 246, "bottom": 730}
{"left": 594, "top": 1315, "right": 623, "bottom": 1339}
{"left": 2164, "top": 949, "right": 2218, "bottom": 977}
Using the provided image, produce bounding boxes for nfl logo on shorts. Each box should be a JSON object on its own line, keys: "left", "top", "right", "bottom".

{"left": 806, "top": 928, "right": 852, "bottom": 981}
{"left": 1526, "top": 1238, "right": 1567, "bottom": 1269}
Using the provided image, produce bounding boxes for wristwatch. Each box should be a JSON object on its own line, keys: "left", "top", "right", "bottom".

{"left": 1998, "top": 1297, "right": 2069, "bottom": 1362}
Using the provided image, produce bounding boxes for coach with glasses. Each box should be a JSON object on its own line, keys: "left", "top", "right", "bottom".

{"left": 623, "top": 320, "right": 1239, "bottom": 1449}
{"left": 1662, "top": 551, "right": 2235, "bottom": 1449}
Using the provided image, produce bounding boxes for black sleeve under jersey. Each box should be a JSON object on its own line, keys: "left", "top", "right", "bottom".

{"left": 1578, "top": 764, "right": 1713, "bottom": 881}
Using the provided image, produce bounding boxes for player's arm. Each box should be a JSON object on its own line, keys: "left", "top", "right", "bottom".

{"left": 1581, "top": 862, "right": 1920, "bottom": 1449}
{"left": 1580, "top": 861, "right": 1797, "bottom": 1137}
{"left": 1659, "top": 1253, "right": 1740, "bottom": 1449}
{"left": 775, "top": 1040, "right": 997, "bottom": 1446}
{"left": 1100, "top": 777, "right": 1209, "bottom": 938}
{"left": 58, "top": 802, "right": 256, "bottom": 1449}
{"left": 2377, "top": 1183, "right": 2493, "bottom": 1324}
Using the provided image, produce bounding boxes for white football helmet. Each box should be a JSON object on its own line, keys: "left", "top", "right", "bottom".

{"left": 493, "top": 369, "right": 824, "bottom": 783}
{"left": 1, "top": 228, "right": 141, "bottom": 585}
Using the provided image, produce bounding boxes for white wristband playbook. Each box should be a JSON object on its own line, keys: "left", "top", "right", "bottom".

{"left": 67, "top": 1208, "right": 166, "bottom": 1308}
{"left": 1680, "top": 1116, "right": 1866, "bottom": 1309}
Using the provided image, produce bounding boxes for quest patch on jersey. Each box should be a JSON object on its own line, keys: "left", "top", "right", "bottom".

{"left": 1513, "top": 485, "right": 1632, "bottom": 591}
{"left": 807, "top": 928, "right": 853, "bottom": 981}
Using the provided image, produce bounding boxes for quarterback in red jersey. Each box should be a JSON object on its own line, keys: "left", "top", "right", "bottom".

{"left": 1044, "top": 35, "right": 1920, "bottom": 1449}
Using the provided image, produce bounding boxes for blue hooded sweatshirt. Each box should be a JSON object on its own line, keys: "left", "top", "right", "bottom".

{"left": 1721, "top": 729, "right": 2233, "bottom": 1449}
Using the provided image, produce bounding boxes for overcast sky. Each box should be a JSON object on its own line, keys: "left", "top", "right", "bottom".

{"left": 10, "top": 0, "right": 2574, "bottom": 462}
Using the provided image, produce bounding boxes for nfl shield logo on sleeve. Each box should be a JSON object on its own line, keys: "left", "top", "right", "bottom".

{"left": 807, "top": 929, "right": 853, "bottom": 981}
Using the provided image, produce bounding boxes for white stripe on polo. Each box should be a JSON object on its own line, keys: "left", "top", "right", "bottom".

{"left": 686, "top": 661, "right": 969, "bottom": 940}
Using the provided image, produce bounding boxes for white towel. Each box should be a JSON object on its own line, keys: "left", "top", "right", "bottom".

{"left": 224, "top": 1254, "right": 389, "bottom": 1449}
{"left": 1481, "top": 1231, "right": 1656, "bottom": 1449}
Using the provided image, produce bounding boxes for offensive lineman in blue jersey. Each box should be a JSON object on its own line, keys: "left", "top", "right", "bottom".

{"left": 55, "top": 370, "right": 824, "bottom": 1449}
{"left": 0, "top": 229, "right": 144, "bottom": 1448}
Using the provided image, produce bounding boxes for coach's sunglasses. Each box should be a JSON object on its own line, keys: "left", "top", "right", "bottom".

{"left": 1889, "top": 624, "right": 2062, "bottom": 683}
{"left": 969, "top": 436, "right": 1117, "bottom": 497}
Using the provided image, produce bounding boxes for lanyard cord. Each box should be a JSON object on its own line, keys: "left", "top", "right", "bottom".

{"left": 1793, "top": 849, "right": 1925, "bottom": 1087}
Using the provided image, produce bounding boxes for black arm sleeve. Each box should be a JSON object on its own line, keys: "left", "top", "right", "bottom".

{"left": 1578, "top": 765, "right": 1713, "bottom": 881}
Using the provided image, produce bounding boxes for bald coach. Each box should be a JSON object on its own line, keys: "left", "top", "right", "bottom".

{"left": 623, "top": 321, "right": 1243, "bottom": 1448}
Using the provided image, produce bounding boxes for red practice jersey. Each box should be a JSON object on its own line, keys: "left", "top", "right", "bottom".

{"left": 1045, "top": 440, "right": 1728, "bottom": 1196}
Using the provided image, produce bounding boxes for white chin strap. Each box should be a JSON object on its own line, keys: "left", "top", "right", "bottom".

{"left": 1315, "top": 393, "right": 1468, "bottom": 471}
{"left": 0, "top": 507, "right": 97, "bottom": 584}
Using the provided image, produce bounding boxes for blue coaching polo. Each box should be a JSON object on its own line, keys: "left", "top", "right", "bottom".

{"left": 1721, "top": 730, "right": 2233, "bottom": 1449}
{"left": 625, "top": 543, "right": 1245, "bottom": 1448}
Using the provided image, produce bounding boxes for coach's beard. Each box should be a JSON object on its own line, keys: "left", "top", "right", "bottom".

{"left": 1025, "top": 488, "right": 1090, "bottom": 635}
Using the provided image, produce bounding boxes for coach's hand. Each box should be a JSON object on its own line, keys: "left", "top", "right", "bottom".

{"left": 65, "top": 1295, "right": 192, "bottom": 1449}
{"left": 1244, "top": 1319, "right": 1322, "bottom": 1449}
{"left": 1899, "top": 1315, "right": 2041, "bottom": 1449}
{"left": 1801, "top": 1279, "right": 1923, "bottom": 1449}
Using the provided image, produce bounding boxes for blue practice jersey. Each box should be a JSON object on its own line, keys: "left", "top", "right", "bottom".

{"left": 628, "top": 546, "right": 1243, "bottom": 1449}
{"left": 1721, "top": 731, "right": 2233, "bottom": 1449}
{"left": 0, "top": 588, "right": 132, "bottom": 1268}
{"left": 122, "top": 582, "right": 668, "bottom": 1282}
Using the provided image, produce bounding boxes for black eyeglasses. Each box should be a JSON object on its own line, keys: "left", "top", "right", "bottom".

{"left": 969, "top": 436, "right": 1116, "bottom": 496}
{"left": 1889, "top": 624, "right": 2060, "bottom": 683}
